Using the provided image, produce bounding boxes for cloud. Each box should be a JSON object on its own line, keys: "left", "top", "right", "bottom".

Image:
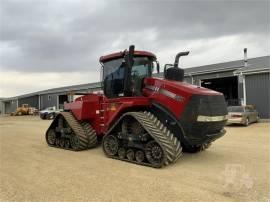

{"left": 0, "top": 0, "right": 269, "bottom": 97}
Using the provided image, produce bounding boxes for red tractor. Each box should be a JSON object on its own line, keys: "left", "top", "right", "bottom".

{"left": 45, "top": 45, "right": 227, "bottom": 168}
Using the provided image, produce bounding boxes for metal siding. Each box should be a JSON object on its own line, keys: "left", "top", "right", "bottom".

{"left": 184, "top": 77, "right": 192, "bottom": 84}
{"left": 40, "top": 93, "right": 58, "bottom": 110}
{"left": 4, "top": 100, "right": 17, "bottom": 113}
{"left": 0, "top": 100, "right": 4, "bottom": 115}
{"left": 245, "top": 73, "right": 270, "bottom": 119}
{"left": 18, "top": 95, "right": 39, "bottom": 109}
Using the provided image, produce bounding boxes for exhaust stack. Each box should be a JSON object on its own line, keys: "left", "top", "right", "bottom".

{"left": 164, "top": 51, "right": 190, "bottom": 82}
{"left": 174, "top": 51, "right": 190, "bottom": 68}
{"left": 244, "top": 48, "right": 248, "bottom": 67}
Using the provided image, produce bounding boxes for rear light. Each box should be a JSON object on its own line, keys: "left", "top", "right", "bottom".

{"left": 232, "top": 114, "right": 242, "bottom": 118}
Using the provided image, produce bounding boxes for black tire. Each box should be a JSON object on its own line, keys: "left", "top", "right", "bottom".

{"left": 244, "top": 118, "right": 249, "bottom": 126}
{"left": 46, "top": 113, "right": 55, "bottom": 120}
{"left": 40, "top": 113, "right": 48, "bottom": 120}
{"left": 255, "top": 116, "right": 260, "bottom": 123}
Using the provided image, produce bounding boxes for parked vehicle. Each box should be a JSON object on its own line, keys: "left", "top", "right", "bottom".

{"left": 40, "top": 107, "right": 62, "bottom": 120}
{"left": 10, "top": 104, "right": 37, "bottom": 116}
{"left": 227, "top": 105, "right": 259, "bottom": 126}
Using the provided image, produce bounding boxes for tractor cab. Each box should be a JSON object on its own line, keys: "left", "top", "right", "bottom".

{"left": 100, "top": 46, "right": 158, "bottom": 98}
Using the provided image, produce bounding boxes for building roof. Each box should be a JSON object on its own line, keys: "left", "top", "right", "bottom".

{"left": 233, "top": 56, "right": 270, "bottom": 75}
{"left": 2, "top": 82, "right": 102, "bottom": 101}
{"left": 184, "top": 55, "right": 270, "bottom": 76}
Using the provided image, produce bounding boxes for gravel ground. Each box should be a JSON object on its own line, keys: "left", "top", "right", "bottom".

{"left": 0, "top": 116, "right": 269, "bottom": 202}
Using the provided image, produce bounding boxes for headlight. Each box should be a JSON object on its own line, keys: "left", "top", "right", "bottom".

{"left": 197, "top": 115, "right": 227, "bottom": 122}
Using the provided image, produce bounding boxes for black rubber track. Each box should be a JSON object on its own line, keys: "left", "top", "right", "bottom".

{"left": 103, "top": 111, "right": 182, "bottom": 168}
{"left": 80, "top": 121, "right": 98, "bottom": 148}
{"left": 45, "top": 112, "right": 97, "bottom": 151}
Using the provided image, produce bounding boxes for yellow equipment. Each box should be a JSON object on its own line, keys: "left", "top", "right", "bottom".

{"left": 11, "top": 104, "right": 31, "bottom": 116}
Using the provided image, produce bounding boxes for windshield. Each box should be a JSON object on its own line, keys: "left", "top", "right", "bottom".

{"left": 102, "top": 57, "right": 153, "bottom": 98}
{"left": 228, "top": 106, "right": 244, "bottom": 112}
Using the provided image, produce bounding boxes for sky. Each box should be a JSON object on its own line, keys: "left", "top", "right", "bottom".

{"left": 0, "top": 0, "right": 269, "bottom": 97}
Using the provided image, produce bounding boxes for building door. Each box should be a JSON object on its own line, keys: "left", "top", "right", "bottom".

{"left": 201, "top": 76, "right": 239, "bottom": 106}
{"left": 58, "top": 95, "right": 68, "bottom": 109}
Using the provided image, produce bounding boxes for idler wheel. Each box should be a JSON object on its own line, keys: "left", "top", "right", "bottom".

{"left": 135, "top": 150, "right": 145, "bottom": 163}
{"left": 46, "top": 129, "right": 56, "bottom": 145}
{"left": 103, "top": 135, "right": 119, "bottom": 156}
{"left": 145, "top": 140, "right": 164, "bottom": 167}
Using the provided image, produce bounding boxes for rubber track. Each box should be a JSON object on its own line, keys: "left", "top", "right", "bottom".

{"left": 47, "top": 112, "right": 97, "bottom": 151}
{"left": 80, "top": 121, "right": 98, "bottom": 148}
{"left": 104, "top": 111, "right": 182, "bottom": 167}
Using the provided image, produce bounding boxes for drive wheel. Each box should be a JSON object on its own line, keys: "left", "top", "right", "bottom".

{"left": 145, "top": 140, "right": 164, "bottom": 167}
{"left": 118, "top": 148, "right": 126, "bottom": 159}
{"left": 126, "top": 149, "right": 135, "bottom": 161}
{"left": 46, "top": 129, "right": 56, "bottom": 145}
{"left": 135, "top": 150, "right": 145, "bottom": 163}
{"left": 103, "top": 135, "right": 119, "bottom": 156}
{"left": 70, "top": 135, "right": 80, "bottom": 150}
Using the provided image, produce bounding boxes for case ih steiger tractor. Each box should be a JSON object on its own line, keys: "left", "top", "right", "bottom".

{"left": 45, "top": 45, "right": 227, "bottom": 168}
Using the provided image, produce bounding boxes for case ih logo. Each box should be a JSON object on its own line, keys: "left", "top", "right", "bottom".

{"left": 146, "top": 85, "right": 184, "bottom": 102}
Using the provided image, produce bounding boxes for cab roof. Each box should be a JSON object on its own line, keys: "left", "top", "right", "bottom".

{"left": 99, "top": 50, "right": 156, "bottom": 63}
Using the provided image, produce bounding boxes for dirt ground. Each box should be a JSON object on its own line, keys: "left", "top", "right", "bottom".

{"left": 0, "top": 116, "right": 269, "bottom": 202}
